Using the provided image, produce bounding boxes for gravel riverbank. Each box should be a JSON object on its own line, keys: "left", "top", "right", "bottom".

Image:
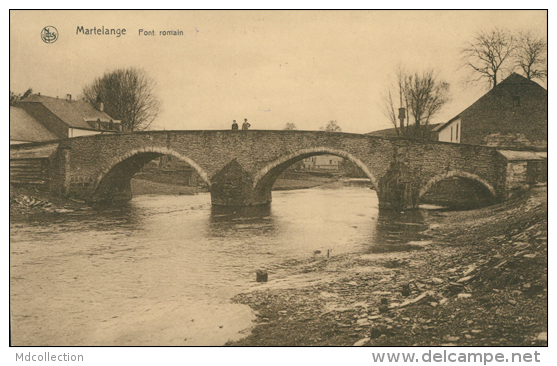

{"left": 227, "top": 187, "right": 548, "bottom": 346}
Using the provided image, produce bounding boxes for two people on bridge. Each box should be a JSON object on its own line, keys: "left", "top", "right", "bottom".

{"left": 232, "top": 119, "right": 250, "bottom": 130}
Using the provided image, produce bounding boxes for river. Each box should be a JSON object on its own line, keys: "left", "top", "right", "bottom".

{"left": 10, "top": 181, "right": 429, "bottom": 346}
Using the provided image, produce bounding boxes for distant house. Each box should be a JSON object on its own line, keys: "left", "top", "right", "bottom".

{"left": 432, "top": 73, "right": 547, "bottom": 150}
{"left": 142, "top": 156, "right": 202, "bottom": 187}
{"left": 12, "top": 93, "right": 122, "bottom": 142}
{"left": 302, "top": 155, "right": 342, "bottom": 171}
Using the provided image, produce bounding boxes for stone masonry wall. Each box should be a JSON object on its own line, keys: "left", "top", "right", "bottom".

{"left": 11, "top": 131, "right": 507, "bottom": 207}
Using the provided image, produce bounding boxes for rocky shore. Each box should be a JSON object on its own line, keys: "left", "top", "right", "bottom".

{"left": 10, "top": 186, "right": 91, "bottom": 218}
{"left": 227, "top": 187, "right": 547, "bottom": 346}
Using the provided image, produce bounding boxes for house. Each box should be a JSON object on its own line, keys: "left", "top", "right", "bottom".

{"left": 302, "top": 155, "right": 342, "bottom": 171}
{"left": 10, "top": 94, "right": 123, "bottom": 188}
{"left": 433, "top": 73, "right": 547, "bottom": 149}
{"left": 433, "top": 117, "right": 461, "bottom": 143}
{"left": 12, "top": 93, "right": 122, "bottom": 141}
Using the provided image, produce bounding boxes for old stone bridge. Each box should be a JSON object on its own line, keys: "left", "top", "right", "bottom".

{"left": 10, "top": 130, "right": 509, "bottom": 210}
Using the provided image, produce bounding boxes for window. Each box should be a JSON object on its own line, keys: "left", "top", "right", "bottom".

{"left": 451, "top": 126, "right": 453, "bottom": 142}
{"left": 456, "top": 123, "right": 459, "bottom": 141}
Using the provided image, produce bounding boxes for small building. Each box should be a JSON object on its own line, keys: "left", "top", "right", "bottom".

{"left": 10, "top": 143, "right": 60, "bottom": 188}
{"left": 498, "top": 150, "right": 547, "bottom": 192}
{"left": 302, "top": 155, "right": 342, "bottom": 171}
{"left": 13, "top": 93, "right": 121, "bottom": 141}
{"left": 433, "top": 73, "right": 547, "bottom": 149}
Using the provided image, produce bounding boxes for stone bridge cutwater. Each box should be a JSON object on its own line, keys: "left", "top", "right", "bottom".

{"left": 9, "top": 130, "right": 509, "bottom": 210}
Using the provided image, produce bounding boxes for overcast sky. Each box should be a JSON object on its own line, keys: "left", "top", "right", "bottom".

{"left": 10, "top": 10, "right": 547, "bottom": 133}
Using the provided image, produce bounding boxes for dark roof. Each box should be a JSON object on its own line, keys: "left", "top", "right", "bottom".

{"left": 498, "top": 72, "right": 546, "bottom": 88}
{"left": 367, "top": 123, "right": 442, "bottom": 138}
{"left": 17, "top": 94, "right": 116, "bottom": 129}
{"left": 10, "top": 106, "right": 58, "bottom": 142}
{"left": 432, "top": 116, "right": 459, "bottom": 133}
{"left": 440, "top": 73, "right": 547, "bottom": 145}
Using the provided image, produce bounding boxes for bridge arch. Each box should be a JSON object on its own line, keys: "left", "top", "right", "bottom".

{"left": 252, "top": 147, "right": 378, "bottom": 202}
{"left": 419, "top": 170, "right": 497, "bottom": 199}
{"left": 91, "top": 146, "right": 211, "bottom": 203}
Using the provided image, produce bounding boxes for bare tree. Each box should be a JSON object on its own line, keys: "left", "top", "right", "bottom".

{"left": 380, "top": 66, "right": 410, "bottom": 137}
{"left": 406, "top": 70, "right": 451, "bottom": 137}
{"left": 10, "top": 91, "right": 20, "bottom": 106}
{"left": 380, "top": 89, "right": 399, "bottom": 135}
{"left": 515, "top": 30, "right": 547, "bottom": 82}
{"left": 381, "top": 68, "right": 449, "bottom": 138}
{"left": 320, "top": 120, "right": 342, "bottom": 132}
{"left": 10, "top": 88, "right": 32, "bottom": 106}
{"left": 283, "top": 122, "right": 297, "bottom": 130}
{"left": 82, "top": 67, "right": 161, "bottom": 132}
{"left": 461, "top": 28, "right": 516, "bottom": 89}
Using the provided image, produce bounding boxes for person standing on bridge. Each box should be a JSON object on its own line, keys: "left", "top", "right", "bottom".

{"left": 242, "top": 118, "right": 251, "bottom": 130}
{"left": 231, "top": 120, "right": 238, "bottom": 130}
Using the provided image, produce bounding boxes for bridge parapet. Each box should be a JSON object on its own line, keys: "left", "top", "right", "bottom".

{"left": 10, "top": 130, "right": 509, "bottom": 210}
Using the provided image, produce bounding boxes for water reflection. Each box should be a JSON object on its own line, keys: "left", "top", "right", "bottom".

{"left": 207, "top": 204, "right": 277, "bottom": 238}
{"left": 210, "top": 204, "right": 272, "bottom": 222}
{"left": 367, "top": 209, "right": 429, "bottom": 253}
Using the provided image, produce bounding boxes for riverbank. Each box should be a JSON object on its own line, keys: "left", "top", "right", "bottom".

{"left": 227, "top": 187, "right": 547, "bottom": 346}
{"left": 9, "top": 185, "right": 91, "bottom": 218}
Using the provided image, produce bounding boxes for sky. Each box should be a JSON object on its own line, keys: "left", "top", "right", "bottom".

{"left": 10, "top": 10, "right": 547, "bottom": 134}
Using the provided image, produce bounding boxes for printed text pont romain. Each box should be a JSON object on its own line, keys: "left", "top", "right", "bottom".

{"left": 139, "top": 29, "right": 184, "bottom": 36}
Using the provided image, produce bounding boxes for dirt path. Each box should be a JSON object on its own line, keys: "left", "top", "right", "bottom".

{"left": 227, "top": 187, "right": 548, "bottom": 346}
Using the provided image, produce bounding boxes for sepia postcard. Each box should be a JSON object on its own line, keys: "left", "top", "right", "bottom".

{"left": 9, "top": 9, "right": 548, "bottom": 362}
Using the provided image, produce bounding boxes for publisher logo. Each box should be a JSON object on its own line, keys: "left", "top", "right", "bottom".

{"left": 41, "top": 26, "right": 58, "bottom": 43}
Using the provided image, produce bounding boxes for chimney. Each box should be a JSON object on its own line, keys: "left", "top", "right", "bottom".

{"left": 66, "top": 94, "right": 72, "bottom": 102}
{"left": 95, "top": 94, "right": 104, "bottom": 112}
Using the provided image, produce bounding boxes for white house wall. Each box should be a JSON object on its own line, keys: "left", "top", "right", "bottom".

{"left": 438, "top": 118, "right": 461, "bottom": 143}
{"left": 69, "top": 128, "right": 114, "bottom": 138}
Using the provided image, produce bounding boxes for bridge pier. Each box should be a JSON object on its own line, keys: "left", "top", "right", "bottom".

{"left": 377, "top": 161, "right": 420, "bottom": 211}
{"left": 210, "top": 159, "right": 271, "bottom": 206}
{"left": 377, "top": 183, "right": 420, "bottom": 211}
{"left": 90, "top": 177, "right": 133, "bottom": 204}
